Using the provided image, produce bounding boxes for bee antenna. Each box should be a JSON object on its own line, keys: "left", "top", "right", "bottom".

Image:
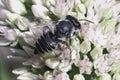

{"left": 79, "top": 19, "right": 94, "bottom": 24}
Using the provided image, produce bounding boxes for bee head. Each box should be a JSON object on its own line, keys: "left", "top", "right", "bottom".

{"left": 54, "top": 15, "right": 81, "bottom": 41}
{"left": 55, "top": 20, "right": 73, "bottom": 38}
{"left": 66, "top": 15, "right": 81, "bottom": 30}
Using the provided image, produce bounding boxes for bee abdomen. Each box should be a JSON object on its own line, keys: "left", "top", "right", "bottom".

{"left": 34, "top": 26, "right": 56, "bottom": 54}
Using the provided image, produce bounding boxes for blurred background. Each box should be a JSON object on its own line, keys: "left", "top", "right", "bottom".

{"left": 0, "top": 47, "right": 23, "bottom": 80}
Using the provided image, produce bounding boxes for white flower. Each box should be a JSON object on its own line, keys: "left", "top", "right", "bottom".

{"left": 0, "top": 27, "right": 20, "bottom": 46}
{"left": 0, "top": 0, "right": 120, "bottom": 80}
{"left": 45, "top": 58, "right": 60, "bottom": 69}
{"left": 70, "top": 36, "right": 81, "bottom": 54}
{"left": 90, "top": 46, "right": 103, "bottom": 60}
{"left": 58, "top": 60, "right": 72, "bottom": 72}
{"left": 15, "top": 17, "right": 29, "bottom": 31}
{"left": 76, "top": 56, "right": 93, "bottom": 74}
{"left": 107, "top": 33, "right": 120, "bottom": 49}
{"left": 43, "top": 71, "right": 54, "bottom": 80}
{"left": 93, "top": 27, "right": 111, "bottom": 47}
{"left": 80, "top": 39, "right": 91, "bottom": 54}
{"left": 109, "top": 48, "right": 120, "bottom": 62}
{"left": 13, "top": 67, "right": 43, "bottom": 80}
{"left": 94, "top": 55, "right": 111, "bottom": 75}
{"left": 17, "top": 72, "right": 42, "bottom": 80}
{"left": 31, "top": 5, "right": 50, "bottom": 20}
{"left": 81, "top": 0, "right": 119, "bottom": 48}
{"left": 100, "top": 9, "right": 113, "bottom": 21}
{"left": 113, "top": 73, "right": 120, "bottom": 80}
{"left": 73, "top": 74, "right": 85, "bottom": 80}
{"left": 71, "top": 49, "right": 77, "bottom": 60}
{"left": 98, "top": 73, "right": 111, "bottom": 80}
{"left": 81, "top": 24, "right": 114, "bottom": 48}
{"left": 94, "top": 0, "right": 115, "bottom": 10}
{"left": 12, "top": 68, "right": 28, "bottom": 75}
{"left": 54, "top": 72, "right": 70, "bottom": 80}
{"left": 0, "top": 27, "right": 17, "bottom": 41}
{"left": 92, "top": 0, "right": 116, "bottom": 23}
{"left": 0, "top": 8, "right": 9, "bottom": 21}
{"left": 115, "top": 23, "right": 120, "bottom": 34}
{"left": 50, "top": 0, "right": 75, "bottom": 17}
{"left": 4, "top": 29, "right": 16, "bottom": 41}
{"left": 111, "top": 60, "right": 120, "bottom": 74}
{"left": 100, "top": 19, "right": 116, "bottom": 33}
{"left": 6, "top": 12, "right": 20, "bottom": 22}
{"left": 1, "top": 0, "right": 26, "bottom": 15}
{"left": 111, "top": 3, "right": 120, "bottom": 17}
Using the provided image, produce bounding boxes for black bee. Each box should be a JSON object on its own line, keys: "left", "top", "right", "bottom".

{"left": 34, "top": 15, "right": 81, "bottom": 54}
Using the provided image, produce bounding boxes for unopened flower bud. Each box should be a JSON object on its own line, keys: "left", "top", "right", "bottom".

{"left": 113, "top": 73, "right": 120, "bottom": 80}
{"left": 44, "top": 71, "right": 54, "bottom": 80}
{"left": 31, "top": 5, "right": 50, "bottom": 20}
{"left": 80, "top": 39, "right": 91, "bottom": 54}
{"left": 90, "top": 46, "right": 103, "bottom": 60}
{"left": 6, "top": 12, "right": 20, "bottom": 22}
{"left": 55, "top": 73, "right": 70, "bottom": 80}
{"left": 0, "top": 8, "right": 9, "bottom": 21}
{"left": 73, "top": 74, "right": 85, "bottom": 80}
{"left": 5, "top": 29, "right": 17, "bottom": 41}
{"left": 45, "top": 58, "right": 60, "bottom": 69}
{"left": 58, "top": 61, "right": 72, "bottom": 72}
{"left": 17, "top": 72, "right": 41, "bottom": 80}
{"left": 12, "top": 68, "right": 28, "bottom": 75}
{"left": 98, "top": 73, "right": 111, "bottom": 80}
{"left": 15, "top": 17, "right": 28, "bottom": 31}
{"left": 111, "top": 61, "right": 120, "bottom": 74}
{"left": 2, "top": 0, "right": 26, "bottom": 15}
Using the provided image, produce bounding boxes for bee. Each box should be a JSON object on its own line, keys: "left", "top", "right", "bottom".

{"left": 34, "top": 15, "right": 93, "bottom": 54}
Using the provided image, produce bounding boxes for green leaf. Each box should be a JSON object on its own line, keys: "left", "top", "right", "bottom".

{"left": 83, "top": 68, "right": 97, "bottom": 80}
{"left": 23, "top": 0, "right": 34, "bottom": 18}
{"left": 68, "top": 64, "right": 80, "bottom": 80}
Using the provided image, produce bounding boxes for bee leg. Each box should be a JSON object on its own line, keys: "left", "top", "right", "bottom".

{"left": 59, "top": 41, "right": 72, "bottom": 54}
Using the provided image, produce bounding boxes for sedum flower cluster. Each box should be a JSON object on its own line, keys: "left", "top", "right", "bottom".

{"left": 0, "top": 0, "right": 120, "bottom": 80}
